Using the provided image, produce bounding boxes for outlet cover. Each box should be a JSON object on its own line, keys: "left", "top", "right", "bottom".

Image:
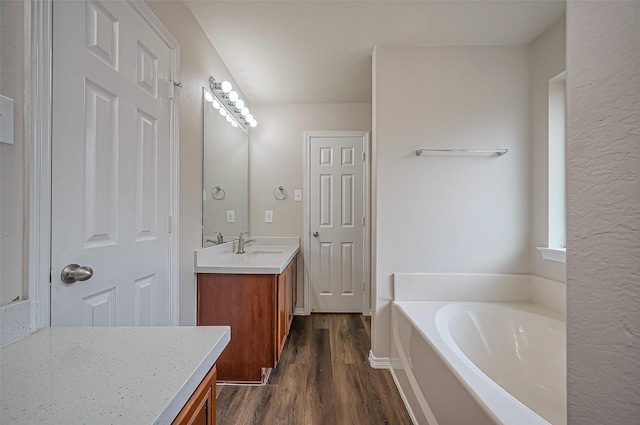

{"left": 226, "top": 210, "right": 235, "bottom": 223}
{"left": 265, "top": 210, "right": 273, "bottom": 223}
{"left": 294, "top": 190, "right": 302, "bottom": 202}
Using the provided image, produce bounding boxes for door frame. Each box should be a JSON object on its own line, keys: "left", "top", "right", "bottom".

{"left": 302, "top": 131, "right": 371, "bottom": 316}
{"left": 28, "top": 0, "right": 181, "bottom": 329}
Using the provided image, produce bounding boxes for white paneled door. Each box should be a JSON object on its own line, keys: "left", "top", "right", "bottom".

{"left": 308, "top": 132, "right": 368, "bottom": 312}
{"left": 51, "top": 0, "right": 174, "bottom": 326}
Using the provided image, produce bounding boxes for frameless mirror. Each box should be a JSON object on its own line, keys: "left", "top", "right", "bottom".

{"left": 202, "top": 87, "right": 249, "bottom": 247}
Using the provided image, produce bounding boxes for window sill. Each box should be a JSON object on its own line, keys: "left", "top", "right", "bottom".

{"left": 536, "top": 247, "right": 566, "bottom": 263}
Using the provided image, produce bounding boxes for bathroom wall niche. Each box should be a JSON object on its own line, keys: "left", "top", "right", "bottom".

{"left": 202, "top": 88, "right": 249, "bottom": 246}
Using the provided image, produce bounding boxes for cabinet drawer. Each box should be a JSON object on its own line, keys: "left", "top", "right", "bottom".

{"left": 172, "top": 365, "right": 217, "bottom": 425}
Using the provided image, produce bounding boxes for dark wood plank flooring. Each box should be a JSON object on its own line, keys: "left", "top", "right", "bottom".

{"left": 216, "top": 314, "right": 412, "bottom": 425}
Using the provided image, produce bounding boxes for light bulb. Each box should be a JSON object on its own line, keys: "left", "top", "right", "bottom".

{"left": 241, "top": 107, "right": 249, "bottom": 117}
{"left": 250, "top": 119, "right": 257, "bottom": 128}
{"left": 226, "top": 115, "right": 233, "bottom": 122}
{"left": 246, "top": 113, "right": 253, "bottom": 122}
{"left": 212, "top": 99, "right": 220, "bottom": 110}
{"left": 231, "top": 121, "right": 238, "bottom": 128}
{"left": 221, "top": 81, "right": 232, "bottom": 93}
{"left": 219, "top": 108, "right": 227, "bottom": 117}
{"left": 235, "top": 99, "right": 244, "bottom": 109}
{"left": 204, "top": 92, "right": 214, "bottom": 103}
{"left": 228, "top": 91, "right": 239, "bottom": 102}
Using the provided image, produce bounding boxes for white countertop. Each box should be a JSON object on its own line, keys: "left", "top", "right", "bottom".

{"left": 0, "top": 326, "right": 230, "bottom": 425}
{"left": 195, "top": 237, "right": 299, "bottom": 274}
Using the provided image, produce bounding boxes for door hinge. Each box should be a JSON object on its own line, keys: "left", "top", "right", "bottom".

{"left": 362, "top": 217, "right": 365, "bottom": 226}
{"left": 362, "top": 281, "right": 365, "bottom": 291}
{"left": 362, "top": 152, "right": 366, "bottom": 161}
{"left": 168, "top": 215, "right": 174, "bottom": 233}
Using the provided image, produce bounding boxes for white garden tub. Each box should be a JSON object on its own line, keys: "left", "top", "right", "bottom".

{"left": 391, "top": 301, "right": 566, "bottom": 425}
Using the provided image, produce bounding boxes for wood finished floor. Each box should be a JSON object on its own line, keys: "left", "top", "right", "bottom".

{"left": 216, "top": 314, "right": 412, "bottom": 425}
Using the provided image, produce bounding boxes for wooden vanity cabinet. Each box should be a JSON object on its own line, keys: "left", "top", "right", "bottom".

{"left": 277, "top": 257, "right": 297, "bottom": 358}
{"left": 197, "top": 255, "right": 297, "bottom": 383}
{"left": 172, "top": 365, "right": 217, "bottom": 425}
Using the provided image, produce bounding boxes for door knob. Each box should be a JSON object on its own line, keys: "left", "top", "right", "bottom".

{"left": 313, "top": 231, "right": 319, "bottom": 237}
{"left": 61, "top": 264, "right": 94, "bottom": 284}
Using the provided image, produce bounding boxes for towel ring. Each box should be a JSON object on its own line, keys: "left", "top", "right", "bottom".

{"left": 273, "top": 186, "right": 287, "bottom": 200}
{"left": 212, "top": 186, "right": 225, "bottom": 200}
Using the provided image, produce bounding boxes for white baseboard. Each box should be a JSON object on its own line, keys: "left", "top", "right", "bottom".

{"left": 368, "top": 350, "right": 391, "bottom": 369}
{"left": 1, "top": 300, "right": 31, "bottom": 346}
{"left": 389, "top": 367, "right": 419, "bottom": 425}
{"left": 294, "top": 308, "right": 307, "bottom": 315}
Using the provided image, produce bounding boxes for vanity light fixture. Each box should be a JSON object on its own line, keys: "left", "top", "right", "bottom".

{"left": 220, "top": 80, "right": 232, "bottom": 93}
{"left": 207, "top": 76, "right": 258, "bottom": 132}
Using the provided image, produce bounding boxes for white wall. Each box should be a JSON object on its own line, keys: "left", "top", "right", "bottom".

{"left": 0, "top": 0, "right": 27, "bottom": 307}
{"left": 530, "top": 17, "right": 567, "bottom": 283}
{"left": 249, "top": 103, "right": 371, "bottom": 308}
{"left": 146, "top": 0, "right": 247, "bottom": 325}
{"left": 372, "top": 46, "right": 530, "bottom": 358}
{"left": 566, "top": 2, "right": 639, "bottom": 424}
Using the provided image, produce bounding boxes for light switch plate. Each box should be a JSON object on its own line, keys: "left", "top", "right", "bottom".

{"left": 294, "top": 190, "right": 302, "bottom": 202}
{"left": 226, "top": 210, "right": 235, "bottom": 223}
{"left": 0, "top": 95, "right": 15, "bottom": 145}
{"left": 265, "top": 210, "right": 273, "bottom": 223}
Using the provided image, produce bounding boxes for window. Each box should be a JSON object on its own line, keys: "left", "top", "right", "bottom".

{"left": 548, "top": 72, "right": 566, "bottom": 248}
{"left": 538, "top": 71, "right": 566, "bottom": 263}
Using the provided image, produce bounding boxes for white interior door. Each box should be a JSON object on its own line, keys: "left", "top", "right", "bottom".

{"left": 308, "top": 132, "right": 368, "bottom": 312}
{"left": 51, "top": 0, "right": 173, "bottom": 326}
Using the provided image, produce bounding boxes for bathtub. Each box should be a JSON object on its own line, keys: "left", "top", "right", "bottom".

{"left": 390, "top": 301, "right": 566, "bottom": 425}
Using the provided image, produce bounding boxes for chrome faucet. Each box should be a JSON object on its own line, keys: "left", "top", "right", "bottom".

{"left": 235, "top": 232, "right": 256, "bottom": 254}
{"left": 205, "top": 232, "right": 224, "bottom": 246}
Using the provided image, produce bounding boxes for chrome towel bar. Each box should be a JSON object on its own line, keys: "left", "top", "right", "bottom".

{"left": 415, "top": 148, "right": 508, "bottom": 157}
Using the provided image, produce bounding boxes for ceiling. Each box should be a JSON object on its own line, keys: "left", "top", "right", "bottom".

{"left": 186, "top": 1, "right": 565, "bottom": 104}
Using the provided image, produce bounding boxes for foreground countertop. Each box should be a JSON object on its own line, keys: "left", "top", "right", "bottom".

{"left": 195, "top": 237, "right": 299, "bottom": 274}
{"left": 0, "top": 326, "right": 230, "bottom": 425}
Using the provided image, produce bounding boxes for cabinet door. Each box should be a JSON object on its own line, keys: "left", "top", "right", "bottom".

{"left": 197, "top": 273, "right": 277, "bottom": 382}
{"left": 277, "top": 271, "right": 288, "bottom": 358}
{"left": 172, "top": 365, "right": 217, "bottom": 425}
{"left": 288, "top": 257, "right": 297, "bottom": 328}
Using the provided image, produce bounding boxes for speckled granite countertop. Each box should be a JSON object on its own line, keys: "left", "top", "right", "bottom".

{"left": 0, "top": 326, "right": 230, "bottom": 424}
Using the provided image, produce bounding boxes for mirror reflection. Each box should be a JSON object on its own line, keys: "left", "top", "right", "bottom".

{"left": 202, "top": 87, "right": 249, "bottom": 247}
